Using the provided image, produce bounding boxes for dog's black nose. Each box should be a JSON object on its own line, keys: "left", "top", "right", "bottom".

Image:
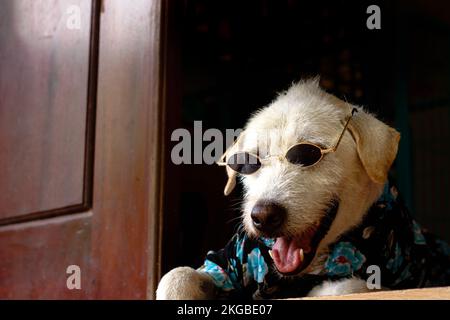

{"left": 251, "top": 202, "right": 286, "bottom": 234}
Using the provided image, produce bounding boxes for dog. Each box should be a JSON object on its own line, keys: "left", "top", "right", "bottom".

{"left": 157, "top": 79, "right": 450, "bottom": 299}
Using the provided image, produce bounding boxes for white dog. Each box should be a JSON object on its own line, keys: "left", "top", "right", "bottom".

{"left": 157, "top": 79, "right": 450, "bottom": 299}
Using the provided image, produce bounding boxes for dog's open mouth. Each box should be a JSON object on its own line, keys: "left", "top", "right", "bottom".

{"left": 270, "top": 199, "right": 339, "bottom": 275}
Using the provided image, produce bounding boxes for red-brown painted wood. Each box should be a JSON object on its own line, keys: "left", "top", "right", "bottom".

{"left": 0, "top": 213, "right": 93, "bottom": 299}
{"left": 0, "top": 0, "right": 165, "bottom": 299}
{"left": 90, "top": 0, "right": 164, "bottom": 298}
{"left": 0, "top": 0, "right": 93, "bottom": 221}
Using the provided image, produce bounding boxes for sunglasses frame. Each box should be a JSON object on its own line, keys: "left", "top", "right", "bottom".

{"left": 217, "top": 108, "right": 358, "bottom": 174}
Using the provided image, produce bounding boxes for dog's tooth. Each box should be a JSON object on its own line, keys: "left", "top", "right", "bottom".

{"left": 268, "top": 250, "right": 273, "bottom": 259}
{"left": 299, "top": 248, "right": 304, "bottom": 261}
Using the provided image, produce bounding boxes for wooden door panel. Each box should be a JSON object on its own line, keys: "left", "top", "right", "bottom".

{"left": 0, "top": 0, "right": 98, "bottom": 299}
{"left": 90, "top": 0, "right": 164, "bottom": 298}
{"left": 0, "top": 213, "right": 92, "bottom": 299}
{"left": 0, "top": 0, "right": 164, "bottom": 299}
{"left": 0, "top": 0, "right": 93, "bottom": 222}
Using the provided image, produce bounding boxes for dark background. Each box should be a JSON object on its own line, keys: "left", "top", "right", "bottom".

{"left": 162, "top": 0, "right": 450, "bottom": 273}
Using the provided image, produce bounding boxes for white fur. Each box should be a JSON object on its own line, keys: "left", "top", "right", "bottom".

{"left": 240, "top": 81, "right": 381, "bottom": 245}
{"left": 307, "top": 277, "right": 373, "bottom": 297}
{"left": 156, "top": 79, "right": 400, "bottom": 299}
{"left": 156, "top": 267, "right": 216, "bottom": 300}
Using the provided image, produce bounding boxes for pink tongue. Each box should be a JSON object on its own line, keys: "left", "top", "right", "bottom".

{"left": 271, "top": 237, "right": 304, "bottom": 274}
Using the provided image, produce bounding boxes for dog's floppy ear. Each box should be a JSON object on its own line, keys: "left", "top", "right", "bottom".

{"left": 224, "top": 166, "right": 237, "bottom": 196}
{"left": 347, "top": 109, "right": 401, "bottom": 184}
{"left": 218, "top": 131, "right": 245, "bottom": 196}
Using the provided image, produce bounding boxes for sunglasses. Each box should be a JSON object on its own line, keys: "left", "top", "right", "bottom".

{"left": 217, "top": 108, "right": 357, "bottom": 175}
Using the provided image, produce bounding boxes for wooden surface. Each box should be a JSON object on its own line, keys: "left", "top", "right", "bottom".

{"left": 0, "top": 0, "right": 165, "bottom": 299}
{"left": 295, "top": 287, "right": 450, "bottom": 300}
{"left": 92, "top": 0, "right": 164, "bottom": 299}
{"left": 0, "top": 0, "right": 93, "bottom": 222}
{"left": 0, "top": 213, "right": 92, "bottom": 298}
{"left": 0, "top": 0, "right": 98, "bottom": 299}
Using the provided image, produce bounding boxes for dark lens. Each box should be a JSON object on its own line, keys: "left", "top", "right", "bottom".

{"left": 227, "top": 152, "right": 261, "bottom": 174}
{"left": 285, "top": 144, "right": 322, "bottom": 167}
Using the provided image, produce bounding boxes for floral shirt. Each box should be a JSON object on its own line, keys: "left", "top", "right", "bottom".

{"left": 198, "top": 181, "right": 450, "bottom": 299}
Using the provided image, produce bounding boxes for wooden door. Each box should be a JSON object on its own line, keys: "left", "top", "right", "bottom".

{"left": 0, "top": 0, "right": 165, "bottom": 299}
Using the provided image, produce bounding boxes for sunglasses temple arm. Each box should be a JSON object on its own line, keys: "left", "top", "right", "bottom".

{"left": 216, "top": 131, "right": 246, "bottom": 165}
{"left": 328, "top": 108, "right": 357, "bottom": 152}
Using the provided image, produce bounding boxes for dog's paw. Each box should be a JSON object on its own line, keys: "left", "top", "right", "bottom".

{"left": 156, "top": 266, "right": 216, "bottom": 300}
{"left": 307, "top": 277, "right": 375, "bottom": 297}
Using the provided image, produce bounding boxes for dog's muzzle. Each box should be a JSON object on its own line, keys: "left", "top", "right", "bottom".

{"left": 268, "top": 199, "right": 340, "bottom": 275}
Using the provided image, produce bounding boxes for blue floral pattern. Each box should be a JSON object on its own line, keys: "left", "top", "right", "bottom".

{"left": 412, "top": 221, "right": 426, "bottom": 245}
{"left": 325, "top": 242, "right": 366, "bottom": 276}
{"left": 246, "top": 248, "right": 269, "bottom": 283}
{"left": 261, "top": 237, "right": 275, "bottom": 248}
{"left": 199, "top": 259, "right": 235, "bottom": 290}
{"left": 235, "top": 235, "right": 245, "bottom": 263}
{"left": 386, "top": 243, "right": 404, "bottom": 273}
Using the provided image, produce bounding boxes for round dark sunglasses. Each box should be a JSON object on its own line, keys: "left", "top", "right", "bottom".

{"left": 217, "top": 108, "right": 357, "bottom": 175}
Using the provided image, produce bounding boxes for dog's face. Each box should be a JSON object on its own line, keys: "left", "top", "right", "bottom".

{"left": 223, "top": 80, "right": 400, "bottom": 276}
